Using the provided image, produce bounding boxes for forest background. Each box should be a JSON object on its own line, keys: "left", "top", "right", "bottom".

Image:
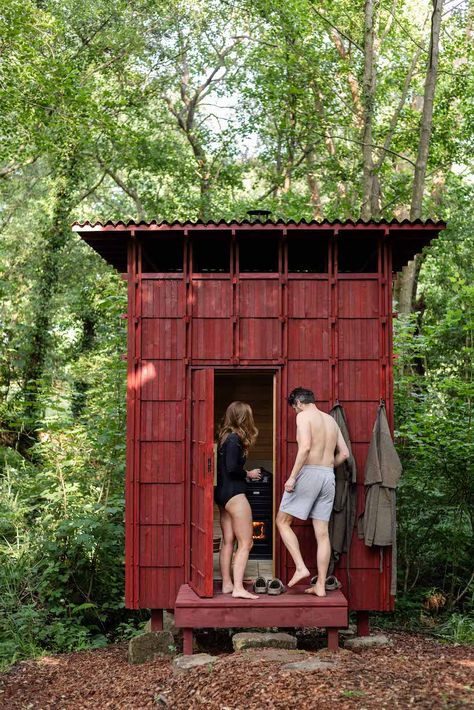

{"left": 0, "top": 0, "right": 473, "bottom": 668}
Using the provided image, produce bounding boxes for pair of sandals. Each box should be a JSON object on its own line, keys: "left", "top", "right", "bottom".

{"left": 253, "top": 576, "right": 286, "bottom": 595}
{"left": 309, "top": 574, "right": 342, "bottom": 591}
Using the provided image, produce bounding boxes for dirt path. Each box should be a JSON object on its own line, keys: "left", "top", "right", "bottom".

{"left": 0, "top": 632, "right": 472, "bottom": 709}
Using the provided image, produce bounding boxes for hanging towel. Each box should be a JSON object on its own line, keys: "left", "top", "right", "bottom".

{"left": 329, "top": 404, "right": 357, "bottom": 574}
{"left": 358, "top": 403, "right": 402, "bottom": 595}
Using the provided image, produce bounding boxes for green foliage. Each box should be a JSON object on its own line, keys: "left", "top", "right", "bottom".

{"left": 1, "top": 0, "right": 474, "bottom": 668}
{"left": 394, "top": 190, "right": 474, "bottom": 617}
{"left": 0, "top": 238, "right": 147, "bottom": 669}
{"left": 434, "top": 614, "right": 474, "bottom": 645}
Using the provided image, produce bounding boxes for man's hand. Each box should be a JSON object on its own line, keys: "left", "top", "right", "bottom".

{"left": 334, "top": 425, "right": 350, "bottom": 467}
{"left": 285, "top": 476, "right": 297, "bottom": 493}
{"left": 247, "top": 468, "right": 262, "bottom": 480}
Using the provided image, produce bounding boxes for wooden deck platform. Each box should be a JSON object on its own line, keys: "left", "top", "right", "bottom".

{"left": 175, "top": 583, "right": 349, "bottom": 653}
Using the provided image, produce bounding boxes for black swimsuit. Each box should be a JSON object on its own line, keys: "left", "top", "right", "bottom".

{"left": 214, "top": 432, "right": 247, "bottom": 508}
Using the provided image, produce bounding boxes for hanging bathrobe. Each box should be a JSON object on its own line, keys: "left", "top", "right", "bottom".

{"left": 358, "top": 403, "right": 402, "bottom": 595}
{"left": 329, "top": 404, "right": 357, "bottom": 573}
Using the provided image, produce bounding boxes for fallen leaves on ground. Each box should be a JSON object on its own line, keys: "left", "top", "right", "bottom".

{"left": 0, "top": 632, "right": 473, "bottom": 709}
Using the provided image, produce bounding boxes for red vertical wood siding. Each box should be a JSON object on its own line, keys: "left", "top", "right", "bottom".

{"left": 123, "top": 225, "right": 407, "bottom": 612}
{"left": 133, "top": 274, "right": 187, "bottom": 609}
{"left": 191, "top": 277, "right": 233, "bottom": 362}
{"left": 124, "top": 239, "right": 137, "bottom": 608}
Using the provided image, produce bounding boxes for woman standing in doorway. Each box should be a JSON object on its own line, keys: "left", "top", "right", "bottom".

{"left": 215, "top": 401, "right": 262, "bottom": 599}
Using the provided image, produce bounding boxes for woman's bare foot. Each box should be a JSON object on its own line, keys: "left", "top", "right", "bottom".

{"left": 232, "top": 589, "right": 259, "bottom": 600}
{"left": 287, "top": 566, "right": 311, "bottom": 587}
{"left": 304, "top": 583, "right": 327, "bottom": 597}
{"left": 222, "top": 583, "right": 234, "bottom": 594}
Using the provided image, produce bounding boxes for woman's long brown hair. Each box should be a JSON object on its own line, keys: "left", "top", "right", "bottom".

{"left": 218, "top": 401, "right": 258, "bottom": 455}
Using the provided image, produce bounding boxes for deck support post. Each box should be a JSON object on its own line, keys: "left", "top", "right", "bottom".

{"left": 183, "top": 628, "right": 193, "bottom": 655}
{"left": 327, "top": 628, "right": 339, "bottom": 651}
{"left": 150, "top": 609, "right": 163, "bottom": 631}
{"left": 357, "top": 611, "right": 370, "bottom": 636}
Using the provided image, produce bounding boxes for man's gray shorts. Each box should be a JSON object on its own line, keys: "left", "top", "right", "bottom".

{"left": 279, "top": 465, "right": 335, "bottom": 521}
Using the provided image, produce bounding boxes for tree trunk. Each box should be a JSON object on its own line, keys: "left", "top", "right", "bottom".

{"left": 71, "top": 314, "right": 97, "bottom": 418}
{"left": 410, "top": 0, "right": 444, "bottom": 220}
{"left": 361, "top": 0, "right": 377, "bottom": 221}
{"left": 21, "top": 155, "right": 77, "bottom": 433}
{"left": 305, "top": 150, "right": 322, "bottom": 219}
{"left": 396, "top": 259, "right": 419, "bottom": 314}
{"left": 397, "top": 0, "right": 444, "bottom": 314}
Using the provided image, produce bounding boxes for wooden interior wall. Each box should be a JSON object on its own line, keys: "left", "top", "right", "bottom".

{"left": 214, "top": 372, "right": 274, "bottom": 461}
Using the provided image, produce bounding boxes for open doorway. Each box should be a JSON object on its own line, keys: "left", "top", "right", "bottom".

{"left": 213, "top": 370, "right": 276, "bottom": 581}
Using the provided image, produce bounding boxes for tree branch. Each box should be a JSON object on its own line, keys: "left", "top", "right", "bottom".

{"left": 308, "top": 2, "right": 364, "bottom": 52}
{"left": 75, "top": 171, "right": 107, "bottom": 204}
{"left": 97, "top": 159, "right": 145, "bottom": 220}
{"left": 374, "top": 45, "right": 424, "bottom": 171}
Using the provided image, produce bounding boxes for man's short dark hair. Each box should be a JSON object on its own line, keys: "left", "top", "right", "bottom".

{"left": 288, "top": 387, "right": 316, "bottom": 406}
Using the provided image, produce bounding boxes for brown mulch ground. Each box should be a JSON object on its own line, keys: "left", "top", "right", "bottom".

{"left": 0, "top": 632, "right": 473, "bottom": 709}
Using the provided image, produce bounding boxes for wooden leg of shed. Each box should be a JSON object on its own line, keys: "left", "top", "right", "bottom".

{"left": 357, "top": 611, "right": 370, "bottom": 637}
{"left": 183, "top": 628, "right": 193, "bottom": 655}
{"left": 327, "top": 628, "right": 339, "bottom": 651}
{"left": 150, "top": 609, "right": 163, "bottom": 631}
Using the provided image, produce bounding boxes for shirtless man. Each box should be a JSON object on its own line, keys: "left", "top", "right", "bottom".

{"left": 276, "top": 387, "right": 349, "bottom": 597}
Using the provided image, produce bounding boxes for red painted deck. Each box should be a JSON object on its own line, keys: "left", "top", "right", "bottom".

{"left": 175, "top": 583, "right": 348, "bottom": 652}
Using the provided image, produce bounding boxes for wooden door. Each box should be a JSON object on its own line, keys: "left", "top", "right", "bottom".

{"left": 190, "top": 368, "right": 215, "bottom": 597}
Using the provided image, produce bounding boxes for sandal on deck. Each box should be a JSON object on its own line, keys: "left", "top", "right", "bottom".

{"left": 253, "top": 577, "right": 268, "bottom": 594}
{"left": 309, "top": 575, "right": 342, "bottom": 591}
{"left": 267, "top": 578, "right": 286, "bottom": 595}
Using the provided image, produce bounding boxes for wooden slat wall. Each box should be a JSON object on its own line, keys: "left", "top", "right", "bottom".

{"left": 280, "top": 238, "right": 393, "bottom": 611}
{"left": 134, "top": 275, "right": 186, "bottom": 609}
{"left": 127, "top": 228, "right": 395, "bottom": 612}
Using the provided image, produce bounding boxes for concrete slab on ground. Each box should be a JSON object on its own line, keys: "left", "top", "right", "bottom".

{"left": 282, "top": 657, "right": 338, "bottom": 671}
{"left": 344, "top": 634, "right": 392, "bottom": 650}
{"left": 128, "top": 631, "right": 175, "bottom": 664}
{"left": 233, "top": 631, "right": 297, "bottom": 651}
{"left": 173, "top": 654, "right": 219, "bottom": 671}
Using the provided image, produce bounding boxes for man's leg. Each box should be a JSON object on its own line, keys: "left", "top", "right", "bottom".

{"left": 311, "top": 518, "right": 331, "bottom": 597}
{"left": 276, "top": 511, "right": 311, "bottom": 587}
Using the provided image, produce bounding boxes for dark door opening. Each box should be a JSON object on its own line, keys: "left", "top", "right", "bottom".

{"left": 214, "top": 370, "right": 275, "bottom": 574}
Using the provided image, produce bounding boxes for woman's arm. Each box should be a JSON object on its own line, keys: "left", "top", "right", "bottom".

{"left": 225, "top": 434, "right": 247, "bottom": 480}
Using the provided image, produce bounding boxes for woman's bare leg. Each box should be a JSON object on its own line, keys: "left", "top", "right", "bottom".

{"left": 225, "top": 494, "right": 258, "bottom": 599}
{"left": 219, "top": 506, "right": 235, "bottom": 593}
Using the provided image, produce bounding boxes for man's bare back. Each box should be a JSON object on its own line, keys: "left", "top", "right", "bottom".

{"left": 295, "top": 405, "right": 348, "bottom": 469}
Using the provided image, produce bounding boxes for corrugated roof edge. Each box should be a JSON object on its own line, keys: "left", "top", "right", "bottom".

{"left": 72, "top": 217, "right": 446, "bottom": 229}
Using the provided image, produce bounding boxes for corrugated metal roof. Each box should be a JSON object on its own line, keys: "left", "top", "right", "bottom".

{"left": 73, "top": 217, "right": 446, "bottom": 229}
{"left": 73, "top": 217, "right": 446, "bottom": 273}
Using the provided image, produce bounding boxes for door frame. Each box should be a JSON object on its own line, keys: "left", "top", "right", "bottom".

{"left": 185, "top": 365, "right": 281, "bottom": 587}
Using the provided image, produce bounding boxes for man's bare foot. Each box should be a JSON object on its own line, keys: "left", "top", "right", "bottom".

{"left": 304, "top": 583, "right": 327, "bottom": 597}
{"left": 287, "top": 567, "right": 311, "bottom": 587}
{"left": 222, "top": 583, "right": 234, "bottom": 594}
{"left": 232, "top": 589, "right": 259, "bottom": 600}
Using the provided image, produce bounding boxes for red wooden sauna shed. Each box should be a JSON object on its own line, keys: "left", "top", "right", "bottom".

{"left": 73, "top": 217, "right": 445, "bottom": 651}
